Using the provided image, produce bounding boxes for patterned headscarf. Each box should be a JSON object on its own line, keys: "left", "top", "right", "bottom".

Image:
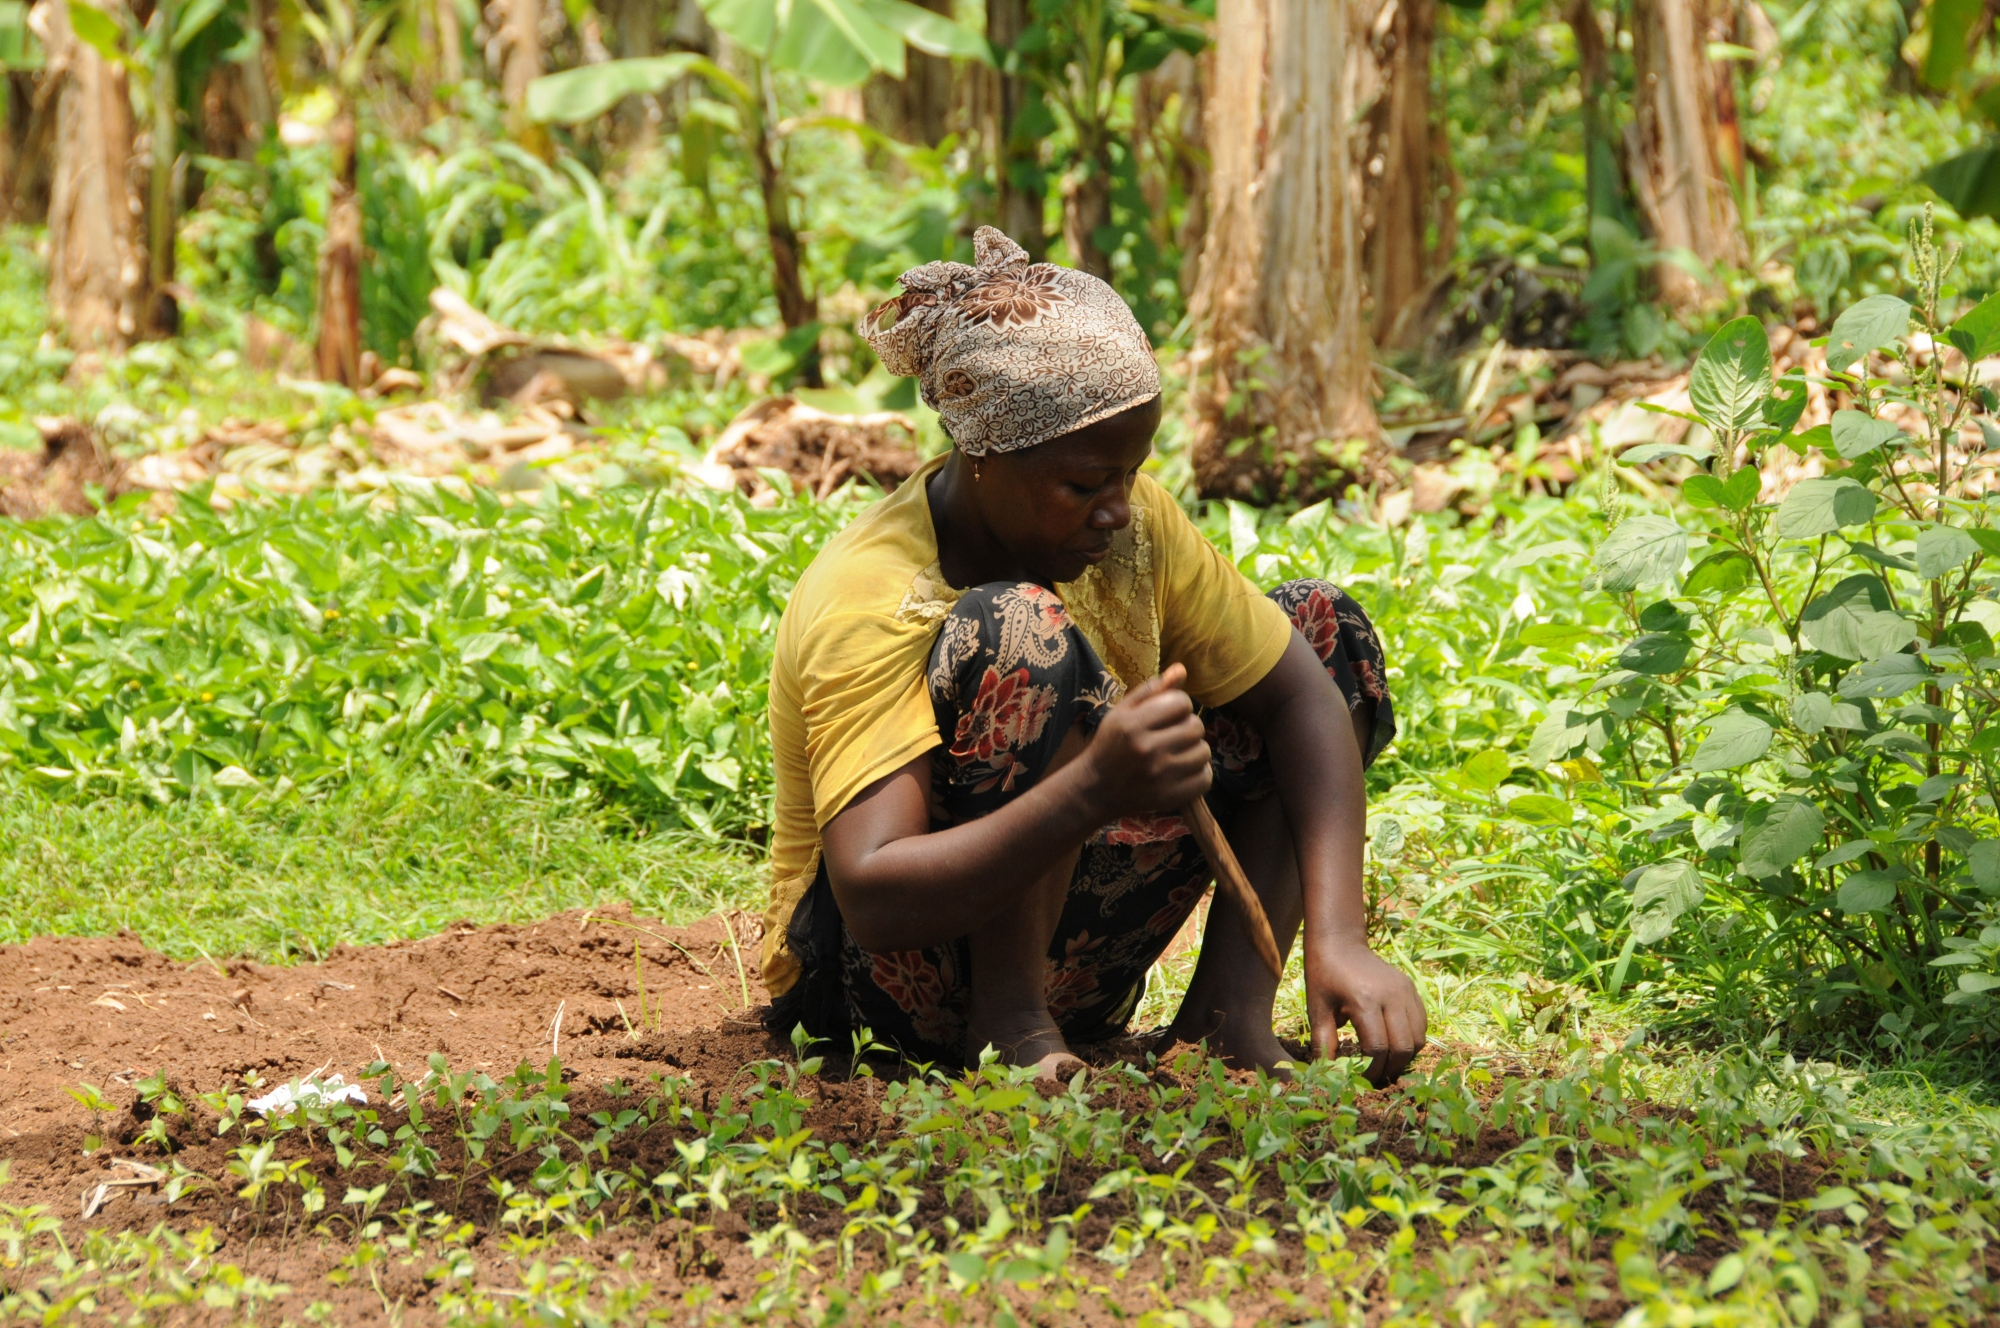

{"left": 861, "top": 227, "right": 1161, "bottom": 456}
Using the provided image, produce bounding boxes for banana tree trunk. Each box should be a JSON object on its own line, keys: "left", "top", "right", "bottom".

{"left": 987, "top": 0, "right": 1044, "bottom": 259}
{"left": 747, "top": 64, "right": 818, "bottom": 384}
{"left": 37, "top": 0, "right": 147, "bottom": 355}
{"left": 2, "top": 67, "right": 59, "bottom": 222}
{"left": 1061, "top": 148, "right": 1112, "bottom": 280}
{"left": 502, "top": 0, "right": 541, "bottom": 138}
{"left": 438, "top": 0, "right": 463, "bottom": 91}
{"left": 863, "top": 0, "right": 953, "bottom": 146}
{"left": 146, "top": 0, "right": 177, "bottom": 336}
{"left": 316, "top": 108, "right": 363, "bottom": 386}
{"left": 1566, "top": 0, "right": 1632, "bottom": 243}
{"left": 1361, "top": 0, "right": 1440, "bottom": 349}
{"left": 1625, "top": 0, "right": 1746, "bottom": 308}
{"left": 1187, "top": 0, "right": 1379, "bottom": 503}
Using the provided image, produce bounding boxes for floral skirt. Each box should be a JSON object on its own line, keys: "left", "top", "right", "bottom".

{"left": 768, "top": 578, "right": 1393, "bottom": 1064}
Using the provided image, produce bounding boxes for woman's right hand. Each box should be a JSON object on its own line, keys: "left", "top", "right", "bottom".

{"left": 1078, "top": 663, "right": 1213, "bottom": 819}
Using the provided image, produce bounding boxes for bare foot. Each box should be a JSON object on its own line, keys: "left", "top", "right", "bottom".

{"left": 1163, "top": 1015, "right": 1295, "bottom": 1075}
{"left": 966, "top": 1011, "right": 1084, "bottom": 1082}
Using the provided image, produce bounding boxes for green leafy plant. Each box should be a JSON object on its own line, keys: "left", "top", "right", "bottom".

{"left": 1575, "top": 210, "right": 2000, "bottom": 1041}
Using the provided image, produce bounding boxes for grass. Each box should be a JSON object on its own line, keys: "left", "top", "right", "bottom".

{"left": 0, "top": 767, "right": 762, "bottom": 964}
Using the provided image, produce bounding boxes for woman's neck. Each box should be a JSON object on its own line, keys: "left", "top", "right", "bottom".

{"left": 927, "top": 451, "right": 1023, "bottom": 590}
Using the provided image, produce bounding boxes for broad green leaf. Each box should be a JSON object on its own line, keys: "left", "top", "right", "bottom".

{"left": 1690, "top": 710, "right": 1773, "bottom": 772}
{"left": 1681, "top": 471, "right": 1757, "bottom": 515}
{"left": 1825, "top": 294, "right": 1911, "bottom": 374}
{"left": 1739, "top": 796, "right": 1824, "bottom": 880}
{"left": 66, "top": 0, "right": 124, "bottom": 62}
{"left": 1924, "top": 143, "right": 2000, "bottom": 222}
{"left": 701, "top": 0, "right": 778, "bottom": 52}
{"left": 1592, "top": 515, "right": 1687, "bottom": 592}
{"left": 1527, "top": 704, "right": 1585, "bottom": 765}
{"left": 1688, "top": 316, "right": 1772, "bottom": 434}
{"left": 1518, "top": 622, "right": 1593, "bottom": 647}
{"left": 1959, "top": 971, "right": 2000, "bottom": 993}
{"left": 1967, "top": 527, "right": 2000, "bottom": 558}
{"left": 1837, "top": 653, "right": 1931, "bottom": 699}
{"left": 1816, "top": 840, "right": 1877, "bottom": 869}
{"left": 1459, "top": 749, "right": 1511, "bottom": 794}
{"left": 1775, "top": 477, "right": 1879, "bottom": 539}
{"left": 1791, "top": 691, "right": 1833, "bottom": 734}
{"left": 1836, "top": 870, "right": 1899, "bottom": 913}
{"left": 855, "top": 0, "right": 989, "bottom": 59}
{"left": 1619, "top": 442, "right": 1714, "bottom": 465}
{"left": 1630, "top": 860, "right": 1704, "bottom": 944}
{"left": 458, "top": 632, "right": 511, "bottom": 663}
{"left": 527, "top": 54, "right": 701, "bottom": 124}
{"left": 1800, "top": 575, "right": 1913, "bottom": 661}
{"left": 772, "top": 0, "right": 905, "bottom": 84}
{"left": 1968, "top": 841, "right": 2000, "bottom": 892}
{"left": 1681, "top": 475, "right": 1730, "bottom": 509}
{"left": 1950, "top": 287, "right": 2000, "bottom": 361}
{"left": 1923, "top": 0, "right": 1984, "bottom": 88}
{"left": 1830, "top": 409, "right": 1904, "bottom": 459}
{"left": 1791, "top": 691, "right": 1865, "bottom": 733}
{"left": 1763, "top": 371, "right": 1809, "bottom": 433}
{"left": 1683, "top": 550, "right": 1752, "bottom": 597}
{"left": 1509, "top": 793, "right": 1574, "bottom": 827}
{"left": 1845, "top": 540, "right": 1915, "bottom": 572}
{"left": 1788, "top": 422, "right": 1833, "bottom": 457}
{"left": 1916, "top": 524, "right": 1980, "bottom": 579}
{"left": 1619, "top": 632, "right": 1692, "bottom": 675}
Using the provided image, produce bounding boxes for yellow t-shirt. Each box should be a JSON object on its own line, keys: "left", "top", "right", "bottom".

{"left": 760, "top": 455, "right": 1294, "bottom": 995}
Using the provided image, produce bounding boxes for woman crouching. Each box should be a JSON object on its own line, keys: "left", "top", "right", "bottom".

{"left": 759, "top": 228, "right": 1427, "bottom": 1085}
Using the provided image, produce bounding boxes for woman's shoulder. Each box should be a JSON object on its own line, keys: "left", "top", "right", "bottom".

{"left": 785, "top": 479, "right": 939, "bottom": 634}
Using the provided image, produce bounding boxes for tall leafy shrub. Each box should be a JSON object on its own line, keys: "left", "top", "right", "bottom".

{"left": 1574, "top": 214, "right": 2000, "bottom": 1036}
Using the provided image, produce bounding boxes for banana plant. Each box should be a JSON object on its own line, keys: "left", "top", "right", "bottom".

{"left": 526, "top": 0, "right": 987, "bottom": 379}
{"left": 297, "top": 0, "right": 395, "bottom": 385}
{"left": 60, "top": 0, "right": 259, "bottom": 335}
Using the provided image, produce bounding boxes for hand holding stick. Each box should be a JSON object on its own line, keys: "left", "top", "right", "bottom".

{"left": 1181, "top": 797, "right": 1284, "bottom": 980}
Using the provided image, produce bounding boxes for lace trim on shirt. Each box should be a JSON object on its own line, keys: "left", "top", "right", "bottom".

{"left": 1062, "top": 505, "right": 1159, "bottom": 687}
{"left": 895, "top": 561, "right": 962, "bottom": 624}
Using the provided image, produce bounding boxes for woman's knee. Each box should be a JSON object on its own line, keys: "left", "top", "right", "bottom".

{"left": 1267, "top": 578, "right": 1397, "bottom": 767}
{"left": 927, "top": 581, "right": 1115, "bottom": 807}
{"left": 928, "top": 581, "right": 1089, "bottom": 707}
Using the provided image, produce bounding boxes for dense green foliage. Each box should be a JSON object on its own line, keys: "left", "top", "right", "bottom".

{"left": 10, "top": 1033, "right": 2000, "bottom": 1322}
{"left": 0, "top": 479, "right": 850, "bottom": 833}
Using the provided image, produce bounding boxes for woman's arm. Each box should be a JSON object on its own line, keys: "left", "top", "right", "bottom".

{"left": 1229, "top": 631, "right": 1428, "bottom": 1085}
{"left": 822, "top": 666, "right": 1213, "bottom": 953}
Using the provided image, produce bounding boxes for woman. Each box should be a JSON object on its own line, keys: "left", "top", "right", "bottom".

{"left": 759, "top": 228, "right": 1426, "bottom": 1084}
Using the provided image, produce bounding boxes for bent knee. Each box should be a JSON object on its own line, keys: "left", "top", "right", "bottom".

{"left": 929, "top": 581, "right": 1085, "bottom": 705}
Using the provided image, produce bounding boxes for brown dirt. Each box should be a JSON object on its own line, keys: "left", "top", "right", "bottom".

{"left": 0, "top": 416, "right": 131, "bottom": 519}
{"left": 0, "top": 905, "right": 763, "bottom": 1140}
{"left": 700, "top": 395, "right": 923, "bottom": 504}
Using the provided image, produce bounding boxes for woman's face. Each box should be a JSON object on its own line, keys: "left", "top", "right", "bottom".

{"left": 973, "top": 397, "right": 1160, "bottom": 586}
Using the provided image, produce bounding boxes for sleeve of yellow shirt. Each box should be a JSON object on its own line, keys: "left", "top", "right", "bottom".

{"left": 792, "top": 607, "right": 943, "bottom": 829}
{"left": 1149, "top": 488, "right": 1293, "bottom": 708}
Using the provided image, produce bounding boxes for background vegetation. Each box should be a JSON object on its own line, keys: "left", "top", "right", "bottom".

{"left": 6, "top": 0, "right": 2000, "bottom": 1320}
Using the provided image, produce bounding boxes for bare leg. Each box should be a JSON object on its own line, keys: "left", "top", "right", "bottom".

{"left": 1164, "top": 790, "right": 1300, "bottom": 1070}
{"left": 1165, "top": 707, "right": 1372, "bottom": 1071}
{"left": 961, "top": 723, "right": 1091, "bottom": 1079}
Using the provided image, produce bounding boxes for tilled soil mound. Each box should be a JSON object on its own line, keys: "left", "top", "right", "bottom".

{"left": 0, "top": 906, "right": 764, "bottom": 1140}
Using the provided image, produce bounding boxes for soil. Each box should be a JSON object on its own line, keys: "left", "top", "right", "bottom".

{"left": 0, "top": 417, "right": 132, "bottom": 520}
{"left": 0, "top": 906, "right": 761, "bottom": 1140}
{"left": 0, "top": 909, "right": 1813, "bottom": 1324}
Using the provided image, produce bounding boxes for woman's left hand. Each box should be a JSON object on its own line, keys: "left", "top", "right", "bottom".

{"left": 1305, "top": 938, "right": 1427, "bottom": 1088}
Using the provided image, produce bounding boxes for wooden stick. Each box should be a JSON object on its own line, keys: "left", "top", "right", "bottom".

{"left": 1181, "top": 797, "right": 1284, "bottom": 980}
